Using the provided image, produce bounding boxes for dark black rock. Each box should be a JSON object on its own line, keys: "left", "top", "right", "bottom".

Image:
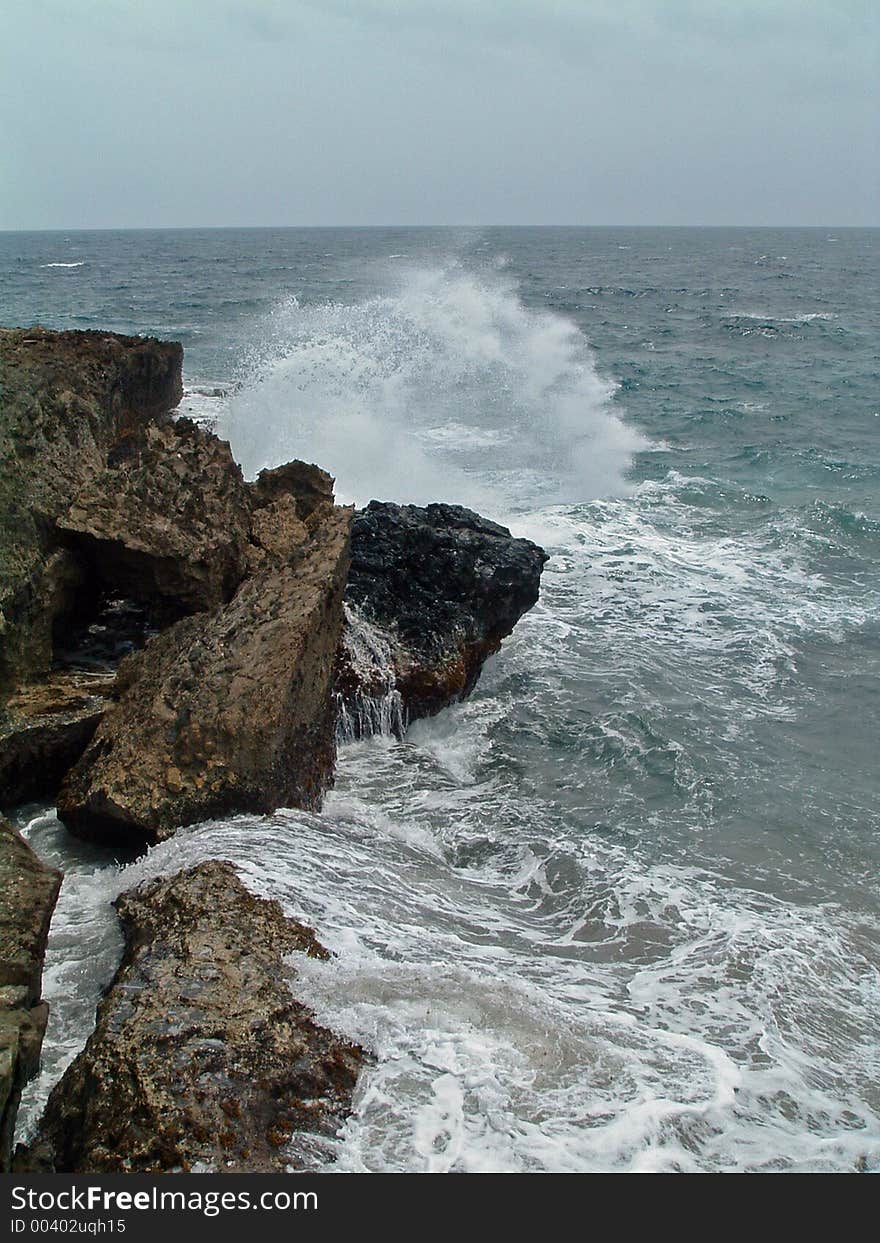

{"left": 341, "top": 501, "right": 548, "bottom": 722}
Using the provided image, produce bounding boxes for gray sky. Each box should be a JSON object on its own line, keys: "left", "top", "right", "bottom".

{"left": 1, "top": 0, "right": 877, "bottom": 228}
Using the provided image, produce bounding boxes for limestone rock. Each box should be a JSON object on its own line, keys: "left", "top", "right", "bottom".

{"left": 0, "top": 672, "right": 115, "bottom": 808}
{"left": 57, "top": 418, "right": 253, "bottom": 616}
{"left": 19, "top": 861, "right": 364, "bottom": 1173}
{"left": 57, "top": 506, "right": 353, "bottom": 844}
{"left": 251, "top": 460, "right": 335, "bottom": 521}
{"left": 0, "top": 329, "right": 182, "bottom": 695}
{"left": 0, "top": 819, "right": 61, "bottom": 1170}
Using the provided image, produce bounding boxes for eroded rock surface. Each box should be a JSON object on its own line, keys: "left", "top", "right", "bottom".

{"left": 2, "top": 327, "right": 546, "bottom": 826}
{"left": 251, "top": 459, "right": 335, "bottom": 519}
{"left": 0, "top": 672, "right": 116, "bottom": 808}
{"left": 57, "top": 418, "right": 253, "bottom": 616}
{"left": 58, "top": 505, "right": 353, "bottom": 844}
{"left": 0, "top": 819, "right": 62, "bottom": 1171}
{"left": 1, "top": 328, "right": 354, "bottom": 830}
{"left": 19, "top": 862, "right": 364, "bottom": 1173}
{"left": 340, "top": 501, "right": 548, "bottom": 727}
{"left": 0, "top": 329, "right": 182, "bottom": 695}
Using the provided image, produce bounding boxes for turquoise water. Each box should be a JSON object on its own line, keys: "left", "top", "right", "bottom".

{"left": 4, "top": 227, "right": 879, "bottom": 1171}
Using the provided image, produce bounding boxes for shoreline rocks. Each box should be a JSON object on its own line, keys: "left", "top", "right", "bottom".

{"left": 18, "top": 862, "right": 364, "bottom": 1173}
{"left": 0, "top": 671, "right": 116, "bottom": 809}
{"left": 0, "top": 819, "right": 62, "bottom": 1172}
{"left": 0, "top": 326, "right": 549, "bottom": 1170}
{"left": 57, "top": 417, "right": 253, "bottom": 617}
{"left": 2, "top": 329, "right": 548, "bottom": 832}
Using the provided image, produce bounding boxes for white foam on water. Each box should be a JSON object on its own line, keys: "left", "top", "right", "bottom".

{"left": 66, "top": 774, "right": 876, "bottom": 1174}
{"left": 336, "top": 604, "right": 406, "bottom": 742}
{"left": 39, "top": 261, "right": 86, "bottom": 268}
{"left": 176, "top": 384, "right": 230, "bottom": 427}
{"left": 725, "top": 311, "right": 838, "bottom": 323}
{"left": 506, "top": 474, "right": 879, "bottom": 729}
{"left": 13, "top": 810, "right": 128, "bottom": 1141}
{"left": 15, "top": 562, "right": 880, "bottom": 1172}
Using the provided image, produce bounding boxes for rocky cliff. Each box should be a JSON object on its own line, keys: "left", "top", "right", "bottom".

{"left": 58, "top": 505, "right": 352, "bottom": 843}
{"left": 0, "top": 328, "right": 182, "bottom": 697}
{"left": 0, "top": 329, "right": 355, "bottom": 844}
{"left": 0, "top": 326, "right": 549, "bottom": 1172}
{"left": 0, "top": 819, "right": 61, "bottom": 1171}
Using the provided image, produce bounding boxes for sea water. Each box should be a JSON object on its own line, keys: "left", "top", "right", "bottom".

{"left": 2, "top": 226, "right": 878, "bottom": 1171}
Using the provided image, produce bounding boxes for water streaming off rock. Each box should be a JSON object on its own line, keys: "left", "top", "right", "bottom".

{"left": 335, "top": 605, "right": 407, "bottom": 743}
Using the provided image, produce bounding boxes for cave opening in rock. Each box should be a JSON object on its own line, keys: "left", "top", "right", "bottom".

{"left": 51, "top": 590, "right": 158, "bottom": 675}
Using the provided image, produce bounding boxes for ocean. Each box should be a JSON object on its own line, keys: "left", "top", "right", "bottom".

{"left": 2, "top": 226, "right": 878, "bottom": 1172}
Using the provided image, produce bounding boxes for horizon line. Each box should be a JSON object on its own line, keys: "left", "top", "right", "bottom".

{"left": 1, "top": 223, "right": 878, "bottom": 234}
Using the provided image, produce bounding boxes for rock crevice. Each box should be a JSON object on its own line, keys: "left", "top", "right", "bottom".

{"left": 0, "top": 328, "right": 182, "bottom": 696}
{"left": 58, "top": 503, "right": 353, "bottom": 844}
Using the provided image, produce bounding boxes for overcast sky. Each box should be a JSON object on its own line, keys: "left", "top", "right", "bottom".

{"left": 1, "top": 0, "right": 877, "bottom": 228}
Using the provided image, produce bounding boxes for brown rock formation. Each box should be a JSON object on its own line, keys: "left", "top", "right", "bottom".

{"left": 0, "top": 328, "right": 182, "bottom": 696}
{"left": 0, "top": 819, "right": 62, "bottom": 1171}
{"left": 58, "top": 504, "right": 352, "bottom": 844}
{"left": 19, "top": 861, "right": 364, "bottom": 1173}
{"left": 1, "top": 326, "right": 546, "bottom": 842}
{"left": 1, "top": 328, "right": 354, "bottom": 830}
{"left": 57, "top": 417, "right": 253, "bottom": 616}
{"left": 0, "top": 672, "right": 115, "bottom": 808}
{"left": 252, "top": 459, "right": 335, "bottom": 519}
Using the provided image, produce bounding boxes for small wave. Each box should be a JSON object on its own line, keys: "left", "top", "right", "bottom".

{"left": 803, "top": 500, "right": 880, "bottom": 544}
{"left": 39, "top": 261, "right": 86, "bottom": 269}
{"left": 725, "top": 311, "right": 837, "bottom": 324}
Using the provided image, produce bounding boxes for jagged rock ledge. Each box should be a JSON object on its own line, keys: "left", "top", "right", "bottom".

{"left": 1, "top": 328, "right": 355, "bottom": 845}
{"left": 0, "top": 819, "right": 61, "bottom": 1172}
{"left": 56, "top": 498, "right": 352, "bottom": 844}
{"left": 16, "top": 862, "right": 364, "bottom": 1173}
{"left": 0, "top": 328, "right": 183, "bottom": 698}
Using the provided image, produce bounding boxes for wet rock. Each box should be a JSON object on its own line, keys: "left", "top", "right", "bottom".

{"left": 0, "top": 671, "right": 116, "bottom": 807}
{"left": 57, "top": 418, "right": 253, "bottom": 616}
{"left": 0, "top": 819, "right": 62, "bottom": 1171}
{"left": 0, "top": 329, "right": 182, "bottom": 696}
{"left": 341, "top": 501, "right": 548, "bottom": 725}
{"left": 19, "top": 861, "right": 364, "bottom": 1173}
{"left": 57, "top": 506, "right": 353, "bottom": 845}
